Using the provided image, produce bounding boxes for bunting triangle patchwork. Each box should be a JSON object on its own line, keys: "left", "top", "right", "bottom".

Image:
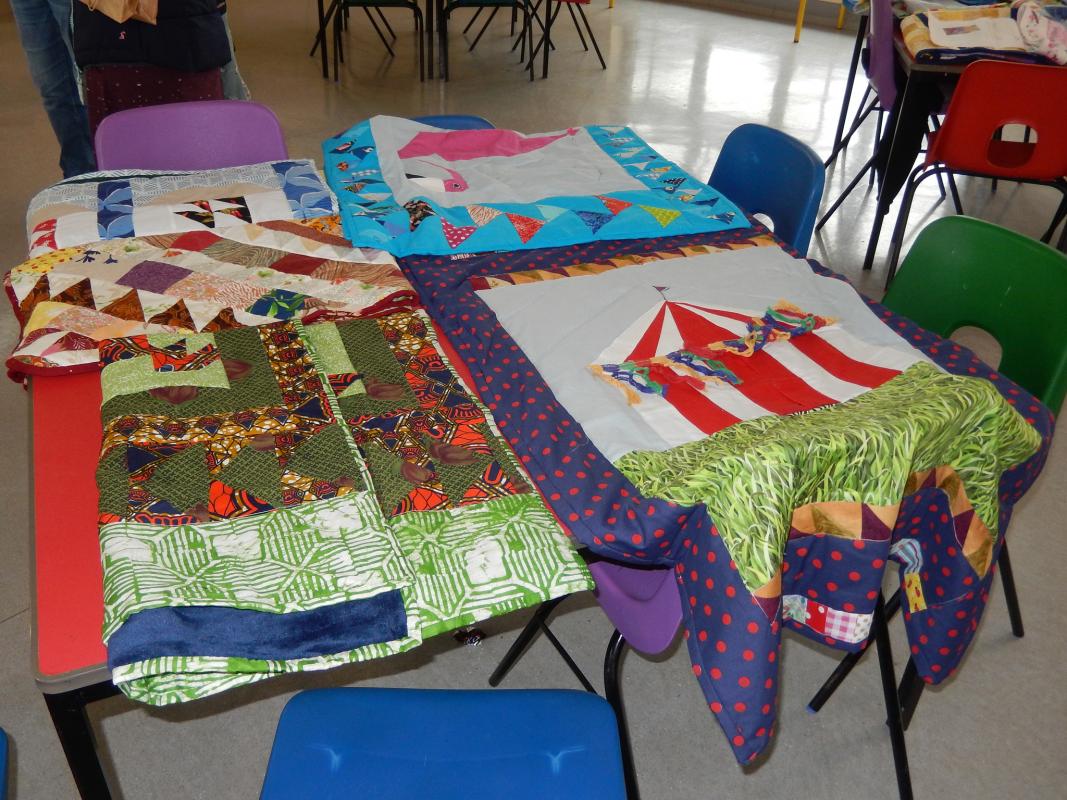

{"left": 505, "top": 213, "right": 545, "bottom": 244}
{"left": 404, "top": 200, "right": 436, "bottom": 231}
{"left": 616, "top": 147, "right": 644, "bottom": 160}
{"left": 638, "top": 205, "right": 682, "bottom": 228}
{"left": 467, "top": 205, "right": 504, "bottom": 227}
{"left": 441, "top": 219, "right": 477, "bottom": 249}
{"left": 536, "top": 205, "right": 567, "bottom": 221}
{"left": 574, "top": 210, "right": 614, "bottom": 235}
{"left": 596, "top": 195, "right": 633, "bottom": 216}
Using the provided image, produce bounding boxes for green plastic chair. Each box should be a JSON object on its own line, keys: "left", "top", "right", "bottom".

{"left": 884, "top": 215, "right": 1067, "bottom": 414}
{"left": 883, "top": 215, "right": 1067, "bottom": 637}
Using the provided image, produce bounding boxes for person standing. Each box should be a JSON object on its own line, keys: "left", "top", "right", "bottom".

{"left": 9, "top": 0, "right": 96, "bottom": 177}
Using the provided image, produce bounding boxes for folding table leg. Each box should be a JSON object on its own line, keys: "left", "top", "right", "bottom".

{"left": 43, "top": 683, "right": 121, "bottom": 800}
{"left": 488, "top": 594, "right": 571, "bottom": 686}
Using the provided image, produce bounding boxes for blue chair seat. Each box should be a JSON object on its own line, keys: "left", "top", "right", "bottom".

{"left": 260, "top": 688, "right": 628, "bottom": 800}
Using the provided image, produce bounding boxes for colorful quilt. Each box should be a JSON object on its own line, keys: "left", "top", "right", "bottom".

{"left": 26, "top": 161, "right": 336, "bottom": 257}
{"left": 322, "top": 116, "right": 748, "bottom": 256}
{"left": 5, "top": 224, "right": 416, "bottom": 378}
{"left": 396, "top": 228, "right": 1052, "bottom": 765}
{"left": 96, "top": 310, "right": 591, "bottom": 704}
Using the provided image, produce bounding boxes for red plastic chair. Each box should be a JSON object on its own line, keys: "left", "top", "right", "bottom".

{"left": 94, "top": 100, "right": 288, "bottom": 171}
{"left": 883, "top": 59, "right": 1067, "bottom": 285}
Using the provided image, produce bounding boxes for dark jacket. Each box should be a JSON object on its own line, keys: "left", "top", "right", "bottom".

{"left": 73, "top": 0, "right": 231, "bottom": 72}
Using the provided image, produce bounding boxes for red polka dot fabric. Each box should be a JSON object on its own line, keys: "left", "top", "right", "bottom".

{"left": 398, "top": 224, "right": 1053, "bottom": 764}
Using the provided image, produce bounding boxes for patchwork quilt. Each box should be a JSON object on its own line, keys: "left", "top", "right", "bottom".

{"left": 5, "top": 223, "right": 415, "bottom": 377}
{"left": 322, "top": 116, "right": 748, "bottom": 255}
{"left": 397, "top": 229, "right": 1051, "bottom": 765}
{"left": 26, "top": 160, "right": 336, "bottom": 258}
{"left": 96, "top": 310, "right": 591, "bottom": 703}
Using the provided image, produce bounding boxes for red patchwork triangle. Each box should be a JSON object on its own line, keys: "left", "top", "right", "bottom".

{"left": 440, "top": 219, "right": 477, "bottom": 249}
{"left": 505, "top": 213, "right": 545, "bottom": 244}
{"left": 596, "top": 195, "right": 633, "bottom": 216}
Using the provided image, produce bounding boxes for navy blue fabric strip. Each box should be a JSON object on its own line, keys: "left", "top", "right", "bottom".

{"left": 107, "top": 589, "right": 407, "bottom": 669}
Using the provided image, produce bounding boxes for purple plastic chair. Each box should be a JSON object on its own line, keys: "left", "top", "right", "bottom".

{"left": 94, "top": 101, "right": 288, "bottom": 171}
{"left": 489, "top": 559, "right": 682, "bottom": 799}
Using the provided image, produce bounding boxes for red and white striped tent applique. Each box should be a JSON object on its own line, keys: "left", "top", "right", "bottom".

{"left": 591, "top": 291, "right": 915, "bottom": 445}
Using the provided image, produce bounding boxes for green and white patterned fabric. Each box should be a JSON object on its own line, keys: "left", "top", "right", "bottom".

{"left": 96, "top": 311, "right": 591, "bottom": 704}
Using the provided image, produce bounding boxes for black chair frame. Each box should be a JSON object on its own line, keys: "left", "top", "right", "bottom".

{"left": 883, "top": 164, "right": 1067, "bottom": 286}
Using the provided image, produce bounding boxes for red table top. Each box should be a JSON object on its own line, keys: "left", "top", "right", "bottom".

{"left": 32, "top": 371, "right": 108, "bottom": 683}
{"left": 30, "top": 321, "right": 479, "bottom": 686}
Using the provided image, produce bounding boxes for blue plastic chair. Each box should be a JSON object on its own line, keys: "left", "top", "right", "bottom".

{"left": 260, "top": 688, "right": 627, "bottom": 800}
{"left": 410, "top": 114, "right": 494, "bottom": 130}
{"left": 708, "top": 123, "right": 825, "bottom": 255}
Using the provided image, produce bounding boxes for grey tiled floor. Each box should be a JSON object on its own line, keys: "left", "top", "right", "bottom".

{"left": 1, "top": 2, "right": 1065, "bottom": 798}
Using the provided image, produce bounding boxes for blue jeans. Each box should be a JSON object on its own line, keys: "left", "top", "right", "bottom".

{"left": 10, "top": 0, "right": 96, "bottom": 177}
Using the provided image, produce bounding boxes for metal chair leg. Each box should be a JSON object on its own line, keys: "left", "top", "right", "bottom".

{"left": 376, "top": 7, "right": 397, "bottom": 39}
{"left": 1040, "top": 192, "right": 1067, "bottom": 245}
{"left": 808, "top": 589, "right": 901, "bottom": 712}
{"left": 414, "top": 6, "right": 425, "bottom": 81}
{"left": 575, "top": 4, "right": 605, "bottom": 69}
{"left": 826, "top": 91, "right": 876, "bottom": 169}
{"left": 997, "top": 542, "right": 1025, "bottom": 638}
{"left": 946, "top": 171, "right": 963, "bottom": 215}
{"left": 826, "top": 15, "right": 868, "bottom": 167}
{"left": 873, "top": 593, "right": 915, "bottom": 800}
{"left": 896, "top": 657, "right": 925, "bottom": 731}
{"left": 364, "top": 7, "right": 396, "bottom": 55}
{"left": 883, "top": 164, "right": 931, "bottom": 286}
{"left": 604, "top": 630, "right": 640, "bottom": 800}
{"left": 566, "top": 1, "right": 587, "bottom": 50}
{"left": 816, "top": 152, "right": 878, "bottom": 232}
{"left": 469, "top": 6, "right": 500, "bottom": 51}
{"left": 463, "top": 6, "right": 484, "bottom": 33}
